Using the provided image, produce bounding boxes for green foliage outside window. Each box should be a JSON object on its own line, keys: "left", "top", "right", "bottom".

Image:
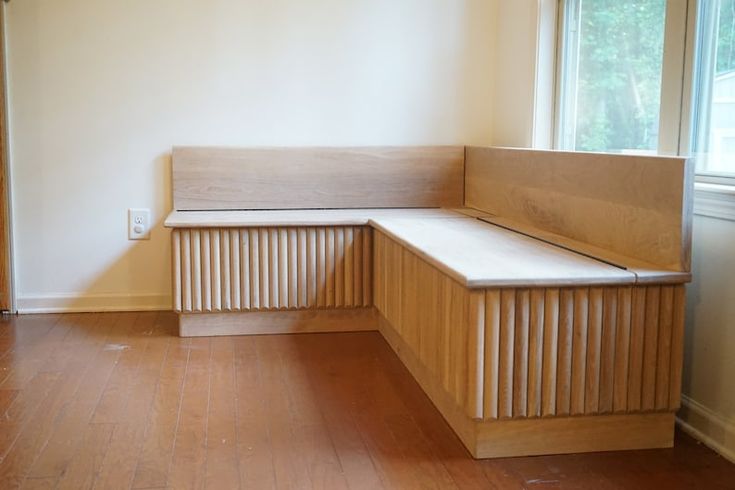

{"left": 574, "top": 0, "right": 666, "bottom": 152}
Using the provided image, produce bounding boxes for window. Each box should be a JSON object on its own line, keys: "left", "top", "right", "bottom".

{"left": 691, "top": 0, "right": 735, "bottom": 178}
{"left": 557, "top": 0, "right": 669, "bottom": 154}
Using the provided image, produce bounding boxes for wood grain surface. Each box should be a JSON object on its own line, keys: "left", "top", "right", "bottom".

{"left": 0, "top": 313, "right": 729, "bottom": 488}
{"left": 465, "top": 146, "right": 694, "bottom": 271}
{"left": 173, "top": 146, "right": 465, "bottom": 210}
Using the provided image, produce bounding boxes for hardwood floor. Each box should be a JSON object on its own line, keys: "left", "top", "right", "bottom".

{"left": 0, "top": 312, "right": 732, "bottom": 489}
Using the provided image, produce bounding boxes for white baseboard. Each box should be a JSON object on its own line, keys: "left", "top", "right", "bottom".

{"left": 16, "top": 292, "right": 172, "bottom": 314}
{"left": 676, "top": 394, "right": 735, "bottom": 464}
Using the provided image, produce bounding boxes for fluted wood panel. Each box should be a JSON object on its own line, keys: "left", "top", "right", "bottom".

{"left": 482, "top": 284, "right": 685, "bottom": 420}
{"left": 372, "top": 231, "right": 685, "bottom": 424}
{"left": 172, "top": 226, "right": 372, "bottom": 313}
{"left": 373, "top": 231, "right": 485, "bottom": 419}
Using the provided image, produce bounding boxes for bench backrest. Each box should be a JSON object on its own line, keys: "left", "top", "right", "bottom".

{"left": 464, "top": 146, "right": 694, "bottom": 272}
{"left": 172, "top": 146, "right": 465, "bottom": 211}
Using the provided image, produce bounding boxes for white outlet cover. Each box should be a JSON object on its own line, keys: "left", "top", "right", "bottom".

{"left": 128, "top": 208, "right": 151, "bottom": 240}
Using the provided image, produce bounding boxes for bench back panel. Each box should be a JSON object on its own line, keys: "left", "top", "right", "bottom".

{"left": 173, "top": 146, "right": 465, "bottom": 211}
{"left": 464, "top": 146, "right": 694, "bottom": 271}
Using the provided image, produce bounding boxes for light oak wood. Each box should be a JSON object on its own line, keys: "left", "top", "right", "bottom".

{"left": 482, "top": 284, "right": 684, "bottom": 421}
{"left": 474, "top": 413, "right": 675, "bottom": 459}
{"left": 370, "top": 217, "right": 637, "bottom": 288}
{"left": 172, "top": 226, "right": 372, "bottom": 313}
{"left": 465, "top": 146, "right": 694, "bottom": 272}
{"left": 165, "top": 145, "right": 694, "bottom": 459}
{"left": 172, "top": 146, "right": 465, "bottom": 210}
{"left": 373, "top": 231, "right": 485, "bottom": 419}
{"left": 480, "top": 215, "right": 691, "bottom": 284}
{"left": 373, "top": 231, "right": 685, "bottom": 430}
{"left": 378, "top": 311, "right": 676, "bottom": 459}
{"left": 164, "top": 207, "right": 470, "bottom": 228}
{"left": 179, "top": 308, "right": 377, "bottom": 337}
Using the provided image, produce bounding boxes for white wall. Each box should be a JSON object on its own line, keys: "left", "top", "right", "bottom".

{"left": 679, "top": 215, "right": 735, "bottom": 461}
{"left": 490, "top": 1, "right": 540, "bottom": 148}
{"left": 5, "top": 0, "right": 496, "bottom": 312}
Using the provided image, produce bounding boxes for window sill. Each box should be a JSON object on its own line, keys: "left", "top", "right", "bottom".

{"left": 694, "top": 182, "right": 735, "bottom": 221}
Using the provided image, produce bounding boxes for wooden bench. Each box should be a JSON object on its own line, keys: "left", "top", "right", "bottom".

{"left": 164, "top": 145, "right": 693, "bottom": 458}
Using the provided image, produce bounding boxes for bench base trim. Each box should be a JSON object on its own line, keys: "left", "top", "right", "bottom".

{"left": 378, "top": 315, "right": 674, "bottom": 458}
{"left": 179, "top": 308, "right": 378, "bottom": 337}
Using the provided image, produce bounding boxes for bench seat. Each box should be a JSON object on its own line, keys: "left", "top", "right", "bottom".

{"left": 369, "top": 217, "right": 637, "bottom": 288}
{"left": 165, "top": 145, "right": 694, "bottom": 459}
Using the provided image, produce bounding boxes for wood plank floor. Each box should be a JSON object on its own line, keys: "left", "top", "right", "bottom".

{"left": 0, "top": 312, "right": 733, "bottom": 490}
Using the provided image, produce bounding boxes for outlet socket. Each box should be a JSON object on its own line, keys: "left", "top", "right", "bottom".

{"left": 128, "top": 208, "right": 151, "bottom": 240}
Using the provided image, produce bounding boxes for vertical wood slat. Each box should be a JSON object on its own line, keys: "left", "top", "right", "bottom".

{"left": 171, "top": 226, "right": 371, "bottom": 313}
{"left": 326, "top": 228, "right": 335, "bottom": 307}
{"left": 440, "top": 272, "right": 453, "bottom": 395}
{"left": 467, "top": 291, "right": 485, "bottom": 419}
{"left": 527, "top": 289, "right": 545, "bottom": 418}
{"left": 656, "top": 286, "right": 674, "bottom": 410}
{"left": 613, "top": 287, "right": 632, "bottom": 412}
{"left": 271, "top": 228, "right": 288, "bottom": 308}
{"left": 297, "top": 228, "right": 307, "bottom": 308}
{"left": 231, "top": 230, "right": 240, "bottom": 311}
{"left": 450, "top": 279, "right": 466, "bottom": 408}
{"left": 172, "top": 230, "right": 182, "bottom": 312}
{"left": 363, "top": 228, "right": 372, "bottom": 306}
{"left": 307, "top": 228, "right": 317, "bottom": 307}
{"left": 249, "top": 229, "right": 259, "bottom": 310}
{"left": 260, "top": 229, "right": 269, "bottom": 308}
{"left": 498, "top": 289, "right": 515, "bottom": 419}
{"left": 317, "top": 227, "right": 326, "bottom": 308}
{"left": 287, "top": 228, "right": 297, "bottom": 308}
{"left": 484, "top": 290, "right": 501, "bottom": 420}
{"left": 513, "top": 289, "right": 530, "bottom": 418}
{"left": 642, "top": 286, "right": 661, "bottom": 411}
{"left": 570, "top": 288, "right": 589, "bottom": 415}
{"left": 222, "top": 229, "right": 231, "bottom": 311}
{"left": 627, "top": 287, "right": 646, "bottom": 411}
{"left": 585, "top": 287, "right": 603, "bottom": 414}
{"left": 344, "top": 227, "right": 354, "bottom": 307}
{"left": 556, "top": 289, "right": 574, "bottom": 416}
{"left": 240, "top": 230, "right": 250, "bottom": 310}
{"left": 211, "top": 230, "right": 222, "bottom": 311}
{"left": 541, "top": 289, "right": 559, "bottom": 417}
{"left": 182, "top": 230, "right": 192, "bottom": 312}
{"left": 599, "top": 287, "right": 618, "bottom": 413}
{"left": 202, "top": 231, "right": 212, "bottom": 311}
{"left": 192, "top": 229, "right": 202, "bottom": 311}
{"left": 354, "top": 228, "right": 363, "bottom": 306}
{"left": 335, "top": 228, "right": 345, "bottom": 307}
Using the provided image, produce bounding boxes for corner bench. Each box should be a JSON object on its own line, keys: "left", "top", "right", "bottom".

{"left": 164, "top": 145, "right": 693, "bottom": 458}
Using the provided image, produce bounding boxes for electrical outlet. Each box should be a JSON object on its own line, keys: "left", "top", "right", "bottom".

{"left": 128, "top": 208, "right": 151, "bottom": 240}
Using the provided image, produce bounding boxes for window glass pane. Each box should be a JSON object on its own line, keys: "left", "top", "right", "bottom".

{"left": 694, "top": 0, "right": 735, "bottom": 176}
{"left": 559, "top": 0, "right": 667, "bottom": 153}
